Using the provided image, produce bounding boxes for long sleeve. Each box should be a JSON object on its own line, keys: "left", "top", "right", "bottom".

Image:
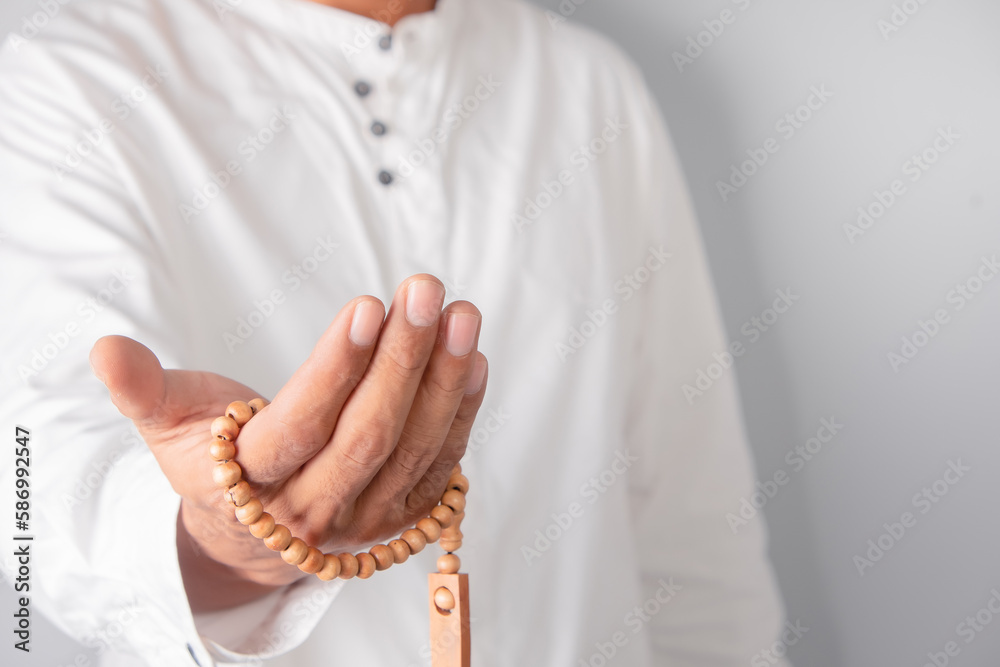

{"left": 0, "top": 38, "right": 336, "bottom": 666}
{"left": 621, "top": 65, "right": 792, "bottom": 666}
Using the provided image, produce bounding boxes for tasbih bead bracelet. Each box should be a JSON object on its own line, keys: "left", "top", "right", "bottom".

{"left": 209, "top": 399, "right": 471, "bottom": 666}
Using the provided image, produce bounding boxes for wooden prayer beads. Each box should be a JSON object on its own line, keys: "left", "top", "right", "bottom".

{"left": 207, "top": 398, "right": 468, "bottom": 577}
{"left": 208, "top": 398, "right": 471, "bottom": 666}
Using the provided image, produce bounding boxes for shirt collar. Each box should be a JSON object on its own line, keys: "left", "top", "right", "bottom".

{"left": 230, "top": 0, "right": 468, "bottom": 65}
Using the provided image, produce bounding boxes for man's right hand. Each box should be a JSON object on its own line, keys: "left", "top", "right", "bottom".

{"left": 89, "top": 275, "right": 488, "bottom": 612}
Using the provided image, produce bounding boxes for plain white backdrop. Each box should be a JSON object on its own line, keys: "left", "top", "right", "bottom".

{"left": 2, "top": 1, "right": 999, "bottom": 666}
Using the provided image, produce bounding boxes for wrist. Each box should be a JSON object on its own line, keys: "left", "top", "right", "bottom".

{"left": 177, "top": 500, "right": 300, "bottom": 612}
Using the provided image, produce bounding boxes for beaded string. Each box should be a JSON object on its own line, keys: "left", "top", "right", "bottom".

{"left": 208, "top": 399, "right": 467, "bottom": 592}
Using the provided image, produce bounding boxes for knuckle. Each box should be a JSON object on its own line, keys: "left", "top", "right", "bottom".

{"left": 424, "top": 369, "right": 467, "bottom": 400}
{"left": 273, "top": 416, "right": 319, "bottom": 460}
{"left": 374, "top": 345, "right": 425, "bottom": 378}
{"left": 335, "top": 363, "right": 364, "bottom": 388}
{"left": 388, "top": 441, "right": 426, "bottom": 480}
{"left": 339, "top": 428, "right": 389, "bottom": 473}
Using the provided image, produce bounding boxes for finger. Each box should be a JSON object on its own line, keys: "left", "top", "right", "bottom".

{"left": 364, "top": 301, "right": 482, "bottom": 507}
{"left": 406, "top": 353, "right": 488, "bottom": 515}
{"left": 237, "top": 296, "right": 386, "bottom": 483}
{"left": 300, "top": 275, "right": 446, "bottom": 504}
{"left": 90, "top": 335, "right": 256, "bottom": 460}
{"left": 90, "top": 335, "right": 167, "bottom": 423}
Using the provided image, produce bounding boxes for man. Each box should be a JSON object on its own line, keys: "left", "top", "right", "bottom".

{"left": 0, "top": 0, "right": 789, "bottom": 664}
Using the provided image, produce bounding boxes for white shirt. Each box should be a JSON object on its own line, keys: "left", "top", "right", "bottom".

{"left": 0, "top": 0, "right": 789, "bottom": 664}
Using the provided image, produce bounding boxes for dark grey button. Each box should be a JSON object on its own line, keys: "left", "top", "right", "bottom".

{"left": 378, "top": 170, "right": 393, "bottom": 185}
{"left": 354, "top": 81, "right": 371, "bottom": 97}
{"left": 379, "top": 34, "right": 392, "bottom": 50}
{"left": 371, "top": 121, "right": 387, "bottom": 136}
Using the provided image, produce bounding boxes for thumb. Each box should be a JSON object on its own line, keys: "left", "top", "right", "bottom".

{"left": 90, "top": 335, "right": 167, "bottom": 423}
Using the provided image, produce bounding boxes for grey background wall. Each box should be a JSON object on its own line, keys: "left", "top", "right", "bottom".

{"left": 3, "top": 1, "right": 999, "bottom": 666}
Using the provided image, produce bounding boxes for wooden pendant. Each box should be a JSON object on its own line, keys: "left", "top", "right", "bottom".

{"left": 428, "top": 572, "right": 471, "bottom": 667}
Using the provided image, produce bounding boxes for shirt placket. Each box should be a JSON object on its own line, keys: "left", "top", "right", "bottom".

{"left": 351, "top": 26, "right": 450, "bottom": 272}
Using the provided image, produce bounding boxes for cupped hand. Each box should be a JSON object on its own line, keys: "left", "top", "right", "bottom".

{"left": 89, "top": 275, "right": 488, "bottom": 611}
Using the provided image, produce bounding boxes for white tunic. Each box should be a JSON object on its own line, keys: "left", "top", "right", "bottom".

{"left": 0, "top": 0, "right": 788, "bottom": 664}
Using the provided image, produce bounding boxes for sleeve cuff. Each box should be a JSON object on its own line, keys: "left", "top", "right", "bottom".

{"left": 194, "top": 573, "right": 344, "bottom": 662}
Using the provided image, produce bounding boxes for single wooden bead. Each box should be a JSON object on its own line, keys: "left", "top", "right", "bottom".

{"left": 210, "top": 440, "right": 236, "bottom": 461}
{"left": 212, "top": 461, "right": 242, "bottom": 488}
{"left": 389, "top": 539, "right": 410, "bottom": 565}
{"left": 440, "top": 516, "right": 464, "bottom": 550}
{"left": 440, "top": 528, "right": 463, "bottom": 542}
{"left": 430, "top": 504, "right": 454, "bottom": 528}
{"left": 211, "top": 416, "right": 240, "bottom": 442}
{"left": 248, "top": 398, "right": 269, "bottom": 414}
{"left": 248, "top": 512, "right": 276, "bottom": 539}
{"left": 447, "top": 473, "right": 470, "bottom": 495}
{"left": 316, "top": 553, "right": 342, "bottom": 581}
{"left": 434, "top": 586, "right": 456, "bottom": 611}
{"left": 225, "top": 480, "right": 252, "bottom": 507}
{"left": 264, "top": 524, "right": 292, "bottom": 551}
{"left": 281, "top": 538, "right": 309, "bottom": 565}
{"left": 356, "top": 552, "right": 376, "bottom": 579}
{"left": 441, "top": 518, "right": 463, "bottom": 541}
{"left": 226, "top": 401, "right": 254, "bottom": 427}
{"left": 437, "top": 553, "right": 461, "bottom": 574}
{"left": 370, "top": 544, "right": 394, "bottom": 571}
{"left": 235, "top": 497, "right": 263, "bottom": 525}
{"left": 337, "top": 553, "right": 359, "bottom": 579}
{"left": 298, "top": 547, "right": 325, "bottom": 574}
{"left": 441, "top": 489, "right": 466, "bottom": 514}
{"left": 401, "top": 528, "right": 427, "bottom": 554}
{"left": 417, "top": 517, "right": 442, "bottom": 543}
{"left": 439, "top": 538, "right": 463, "bottom": 552}
{"left": 444, "top": 511, "right": 465, "bottom": 533}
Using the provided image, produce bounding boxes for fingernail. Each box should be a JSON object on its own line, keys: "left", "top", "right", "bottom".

{"left": 405, "top": 280, "right": 445, "bottom": 327}
{"left": 350, "top": 300, "right": 383, "bottom": 346}
{"left": 444, "top": 313, "right": 479, "bottom": 357}
{"left": 465, "top": 356, "right": 487, "bottom": 395}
